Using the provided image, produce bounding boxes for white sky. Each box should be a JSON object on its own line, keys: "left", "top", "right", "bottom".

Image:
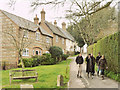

{"left": 0, "top": 0, "right": 118, "bottom": 28}
{"left": 0, "top": 0, "right": 70, "bottom": 28}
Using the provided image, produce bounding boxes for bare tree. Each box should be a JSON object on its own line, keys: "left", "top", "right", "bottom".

{"left": 30, "top": 0, "right": 114, "bottom": 45}
{"left": 7, "top": 0, "right": 115, "bottom": 45}
{"left": 3, "top": 24, "right": 34, "bottom": 69}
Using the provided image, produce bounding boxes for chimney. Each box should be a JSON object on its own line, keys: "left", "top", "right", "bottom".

{"left": 34, "top": 14, "right": 39, "bottom": 24}
{"left": 62, "top": 22, "right": 66, "bottom": 31}
{"left": 54, "top": 20, "right": 57, "bottom": 26}
{"left": 41, "top": 8, "right": 45, "bottom": 22}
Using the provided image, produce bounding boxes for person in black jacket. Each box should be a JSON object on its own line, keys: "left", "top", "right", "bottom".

{"left": 96, "top": 52, "right": 102, "bottom": 76}
{"left": 75, "top": 53, "right": 84, "bottom": 78}
{"left": 86, "top": 54, "right": 94, "bottom": 79}
{"left": 91, "top": 54, "right": 96, "bottom": 76}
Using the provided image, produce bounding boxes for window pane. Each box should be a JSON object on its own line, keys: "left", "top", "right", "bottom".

{"left": 27, "top": 50, "right": 29, "bottom": 55}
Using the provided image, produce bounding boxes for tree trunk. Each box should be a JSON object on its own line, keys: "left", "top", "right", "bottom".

{"left": 19, "top": 53, "right": 24, "bottom": 69}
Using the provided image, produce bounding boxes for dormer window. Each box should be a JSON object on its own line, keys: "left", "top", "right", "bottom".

{"left": 23, "top": 30, "right": 28, "bottom": 38}
{"left": 36, "top": 32, "right": 40, "bottom": 40}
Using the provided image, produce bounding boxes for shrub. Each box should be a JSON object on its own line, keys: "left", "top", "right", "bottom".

{"left": 104, "top": 70, "right": 120, "bottom": 82}
{"left": 22, "top": 53, "right": 57, "bottom": 67}
{"left": 32, "top": 55, "right": 41, "bottom": 65}
{"left": 88, "top": 32, "right": 119, "bottom": 73}
{"left": 23, "top": 58, "right": 33, "bottom": 67}
{"left": 62, "top": 54, "right": 69, "bottom": 60}
{"left": 40, "top": 53, "right": 56, "bottom": 65}
{"left": 49, "top": 46, "right": 63, "bottom": 61}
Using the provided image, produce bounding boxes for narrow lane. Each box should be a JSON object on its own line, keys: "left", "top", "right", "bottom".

{"left": 68, "top": 55, "right": 118, "bottom": 88}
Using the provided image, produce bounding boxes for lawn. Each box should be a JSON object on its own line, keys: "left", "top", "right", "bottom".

{"left": 2, "top": 59, "right": 72, "bottom": 89}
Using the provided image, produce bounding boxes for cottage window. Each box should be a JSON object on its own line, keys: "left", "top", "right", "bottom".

{"left": 33, "top": 50, "right": 35, "bottom": 56}
{"left": 23, "top": 30, "right": 28, "bottom": 38}
{"left": 40, "top": 50, "right": 42, "bottom": 56}
{"left": 46, "top": 36, "right": 50, "bottom": 43}
{"left": 22, "top": 48, "right": 29, "bottom": 56}
{"left": 56, "top": 35, "right": 58, "bottom": 42}
{"left": 63, "top": 49, "right": 64, "bottom": 54}
{"left": 62, "top": 38, "right": 64, "bottom": 44}
{"left": 36, "top": 32, "right": 40, "bottom": 40}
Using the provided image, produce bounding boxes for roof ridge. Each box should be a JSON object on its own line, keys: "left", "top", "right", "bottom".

{"left": 1, "top": 10, "right": 35, "bottom": 25}
{"left": 1, "top": 10, "right": 53, "bottom": 37}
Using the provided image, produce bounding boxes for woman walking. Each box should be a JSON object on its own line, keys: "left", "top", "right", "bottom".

{"left": 86, "top": 54, "right": 94, "bottom": 79}
{"left": 98, "top": 55, "right": 108, "bottom": 80}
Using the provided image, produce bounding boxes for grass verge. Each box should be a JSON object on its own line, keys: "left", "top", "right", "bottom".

{"left": 2, "top": 59, "right": 72, "bottom": 89}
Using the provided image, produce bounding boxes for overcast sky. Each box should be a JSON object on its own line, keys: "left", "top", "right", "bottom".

{"left": 0, "top": 0, "right": 71, "bottom": 28}
{"left": 0, "top": 0, "right": 118, "bottom": 28}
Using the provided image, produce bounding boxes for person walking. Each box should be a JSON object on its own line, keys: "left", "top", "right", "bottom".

{"left": 98, "top": 55, "right": 108, "bottom": 80}
{"left": 75, "top": 53, "right": 84, "bottom": 78}
{"left": 91, "top": 54, "right": 95, "bottom": 76}
{"left": 86, "top": 54, "right": 94, "bottom": 79}
{"left": 96, "top": 52, "right": 102, "bottom": 76}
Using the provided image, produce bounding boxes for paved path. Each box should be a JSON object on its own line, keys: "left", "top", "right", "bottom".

{"left": 68, "top": 55, "right": 118, "bottom": 88}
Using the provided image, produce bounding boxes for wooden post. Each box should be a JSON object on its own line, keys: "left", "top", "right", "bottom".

{"left": 57, "top": 75, "right": 64, "bottom": 86}
{"left": 9, "top": 71, "right": 12, "bottom": 84}
{"left": 36, "top": 72, "right": 38, "bottom": 82}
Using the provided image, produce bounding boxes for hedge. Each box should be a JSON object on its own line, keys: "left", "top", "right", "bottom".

{"left": 18, "top": 53, "right": 69, "bottom": 68}
{"left": 88, "top": 32, "right": 119, "bottom": 73}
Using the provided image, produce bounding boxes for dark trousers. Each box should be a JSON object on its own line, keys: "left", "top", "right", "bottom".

{"left": 101, "top": 69, "right": 104, "bottom": 75}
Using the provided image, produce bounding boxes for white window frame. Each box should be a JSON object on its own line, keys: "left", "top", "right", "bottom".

{"left": 62, "top": 38, "right": 64, "bottom": 44}
{"left": 39, "top": 50, "right": 42, "bottom": 56}
{"left": 22, "top": 48, "right": 29, "bottom": 56}
{"left": 56, "top": 35, "right": 58, "bottom": 42}
{"left": 63, "top": 49, "right": 64, "bottom": 54}
{"left": 46, "top": 36, "right": 50, "bottom": 43}
{"left": 36, "top": 32, "right": 40, "bottom": 40}
{"left": 23, "top": 30, "right": 28, "bottom": 38}
{"left": 33, "top": 50, "right": 35, "bottom": 56}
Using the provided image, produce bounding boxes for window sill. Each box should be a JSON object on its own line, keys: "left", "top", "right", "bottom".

{"left": 22, "top": 55, "right": 29, "bottom": 57}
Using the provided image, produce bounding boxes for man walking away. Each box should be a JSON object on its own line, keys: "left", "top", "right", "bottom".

{"left": 75, "top": 53, "right": 84, "bottom": 78}
{"left": 98, "top": 55, "right": 108, "bottom": 80}
{"left": 96, "top": 52, "right": 102, "bottom": 76}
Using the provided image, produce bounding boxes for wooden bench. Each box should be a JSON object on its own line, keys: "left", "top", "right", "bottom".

{"left": 9, "top": 69, "right": 38, "bottom": 84}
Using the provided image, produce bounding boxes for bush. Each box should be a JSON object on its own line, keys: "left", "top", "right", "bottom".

{"left": 40, "top": 53, "right": 56, "bottom": 65}
{"left": 49, "top": 46, "right": 63, "bottom": 61}
{"left": 62, "top": 54, "right": 69, "bottom": 60}
{"left": 88, "top": 32, "right": 119, "bottom": 82}
{"left": 23, "top": 58, "right": 33, "bottom": 67}
{"left": 104, "top": 70, "right": 120, "bottom": 82}
{"left": 22, "top": 53, "right": 57, "bottom": 67}
{"left": 88, "top": 32, "right": 119, "bottom": 73}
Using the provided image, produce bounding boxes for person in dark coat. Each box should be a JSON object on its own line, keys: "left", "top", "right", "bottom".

{"left": 96, "top": 52, "right": 102, "bottom": 76}
{"left": 75, "top": 53, "right": 84, "bottom": 78}
{"left": 91, "top": 54, "right": 96, "bottom": 76}
{"left": 98, "top": 55, "right": 108, "bottom": 80}
{"left": 86, "top": 54, "right": 94, "bottom": 79}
